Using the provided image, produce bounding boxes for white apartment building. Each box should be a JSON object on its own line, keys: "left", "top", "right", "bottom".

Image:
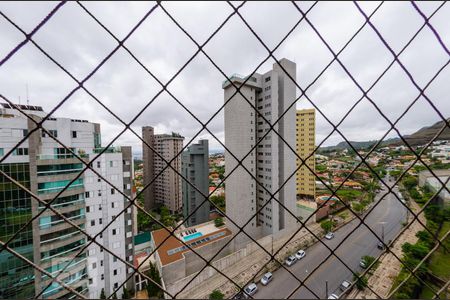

{"left": 223, "top": 58, "right": 298, "bottom": 248}
{"left": 0, "top": 103, "right": 134, "bottom": 299}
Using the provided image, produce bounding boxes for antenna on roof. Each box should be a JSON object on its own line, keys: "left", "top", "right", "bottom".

{"left": 18, "top": 96, "right": 21, "bottom": 105}
{"left": 26, "top": 84, "right": 29, "bottom": 105}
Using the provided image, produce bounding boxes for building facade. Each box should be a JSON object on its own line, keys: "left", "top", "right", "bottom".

{"left": 0, "top": 103, "right": 133, "bottom": 299}
{"left": 181, "top": 139, "right": 209, "bottom": 227}
{"left": 142, "top": 127, "right": 184, "bottom": 213}
{"left": 296, "top": 109, "right": 316, "bottom": 199}
{"left": 223, "top": 58, "right": 298, "bottom": 248}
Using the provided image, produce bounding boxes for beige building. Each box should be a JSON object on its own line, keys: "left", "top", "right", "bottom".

{"left": 296, "top": 109, "right": 316, "bottom": 199}
{"left": 142, "top": 127, "right": 184, "bottom": 213}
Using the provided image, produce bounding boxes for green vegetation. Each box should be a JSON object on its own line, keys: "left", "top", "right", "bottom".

{"left": 214, "top": 217, "right": 224, "bottom": 227}
{"left": 316, "top": 164, "right": 327, "bottom": 173}
{"left": 320, "top": 219, "right": 337, "bottom": 233}
{"left": 353, "top": 272, "right": 368, "bottom": 290}
{"left": 352, "top": 202, "right": 365, "bottom": 214}
{"left": 100, "top": 288, "right": 106, "bottom": 299}
{"left": 335, "top": 189, "right": 363, "bottom": 202}
{"left": 210, "top": 195, "right": 225, "bottom": 212}
{"left": 209, "top": 290, "right": 224, "bottom": 300}
{"left": 121, "top": 287, "right": 131, "bottom": 299}
{"left": 146, "top": 261, "right": 163, "bottom": 298}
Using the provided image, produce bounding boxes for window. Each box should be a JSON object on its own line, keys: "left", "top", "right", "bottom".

{"left": 85, "top": 191, "right": 90, "bottom": 198}
{"left": 88, "top": 278, "right": 93, "bottom": 285}
{"left": 86, "top": 206, "right": 90, "bottom": 213}
{"left": 112, "top": 229, "right": 117, "bottom": 235}
{"left": 113, "top": 256, "right": 117, "bottom": 262}
{"left": 97, "top": 177, "right": 101, "bottom": 182}
{"left": 0, "top": 148, "right": 3, "bottom": 157}
{"left": 72, "top": 131, "right": 77, "bottom": 138}
{"left": 111, "top": 188, "right": 115, "bottom": 195}
{"left": 101, "top": 274, "right": 104, "bottom": 280}
{"left": 111, "top": 202, "right": 115, "bottom": 209}
{"left": 99, "top": 218, "right": 102, "bottom": 225}
{"left": 13, "top": 148, "right": 28, "bottom": 156}
{"left": 23, "top": 129, "right": 28, "bottom": 136}
{"left": 114, "top": 283, "right": 118, "bottom": 289}
{"left": 265, "top": 76, "right": 271, "bottom": 82}
{"left": 100, "top": 260, "right": 103, "bottom": 267}
{"left": 88, "top": 249, "right": 96, "bottom": 256}
{"left": 113, "top": 269, "right": 118, "bottom": 276}
{"left": 91, "top": 220, "right": 95, "bottom": 226}
{"left": 92, "top": 262, "right": 97, "bottom": 269}
{"left": 97, "top": 161, "right": 101, "bottom": 168}
{"left": 98, "top": 190, "right": 102, "bottom": 197}
{"left": 98, "top": 204, "right": 102, "bottom": 211}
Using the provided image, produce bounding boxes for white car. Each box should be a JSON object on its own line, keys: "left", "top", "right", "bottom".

{"left": 244, "top": 283, "right": 258, "bottom": 297}
{"left": 328, "top": 294, "right": 339, "bottom": 299}
{"left": 260, "top": 272, "right": 273, "bottom": 286}
{"left": 325, "top": 232, "right": 335, "bottom": 240}
{"left": 359, "top": 259, "right": 367, "bottom": 269}
{"left": 340, "top": 280, "right": 351, "bottom": 291}
{"left": 285, "top": 255, "right": 297, "bottom": 266}
{"left": 295, "top": 250, "right": 306, "bottom": 260}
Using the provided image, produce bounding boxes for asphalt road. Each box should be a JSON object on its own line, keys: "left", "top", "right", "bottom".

{"left": 255, "top": 181, "right": 408, "bottom": 299}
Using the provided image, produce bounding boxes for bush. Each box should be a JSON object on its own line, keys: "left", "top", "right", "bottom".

{"left": 209, "top": 290, "right": 224, "bottom": 300}
{"left": 214, "top": 217, "right": 224, "bottom": 227}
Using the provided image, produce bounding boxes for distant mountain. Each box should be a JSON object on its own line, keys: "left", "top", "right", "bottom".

{"left": 319, "top": 119, "right": 449, "bottom": 152}
{"left": 394, "top": 118, "right": 450, "bottom": 146}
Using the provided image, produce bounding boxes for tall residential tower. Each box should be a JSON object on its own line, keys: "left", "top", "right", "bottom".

{"left": 0, "top": 103, "right": 134, "bottom": 299}
{"left": 142, "top": 127, "right": 184, "bottom": 213}
{"left": 181, "top": 139, "right": 209, "bottom": 227}
{"left": 296, "top": 109, "right": 316, "bottom": 199}
{"left": 223, "top": 58, "right": 298, "bottom": 248}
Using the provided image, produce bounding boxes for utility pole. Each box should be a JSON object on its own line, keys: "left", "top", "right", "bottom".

{"left": 326, "top": 280, "right": 328, "bottom": 298}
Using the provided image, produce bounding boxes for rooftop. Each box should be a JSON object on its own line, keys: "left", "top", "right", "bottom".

{"left": 151, "top": 222, "right": 231, "bottom": 266}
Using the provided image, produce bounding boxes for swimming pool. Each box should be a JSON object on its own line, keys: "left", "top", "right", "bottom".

{"left": 183, "top": 232, "right": 203, "bottom": 242}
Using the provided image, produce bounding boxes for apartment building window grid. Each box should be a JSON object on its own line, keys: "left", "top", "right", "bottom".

{"left": 0, "top": 2, "right": 448, "bottom": 300}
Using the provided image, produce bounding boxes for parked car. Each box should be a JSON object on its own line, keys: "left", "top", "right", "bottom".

{"left": 340, "top": 280, "right": 351, "bottom": 291}
{"left": 244, "top": 283, "right": 258, "bottom": 297}
{"left": 285, "top": 255, "right": 297, "bottom": 266}
{"left": 325, "top": 232, "right": 335, "bottom": 240}
{"left": 377, "top": 241, "right": 385, "bottom": 250}
{"left": 295, "top": 250, "right": 306, "bottom": 260}
{"left": 260, "top": 272, "right": 273, "bottom": 286}
{"left": 359, "top": 259, "right": 367, "bottom": 269}
{"left": 328, "top": 294, "right": 339, "bottom": 299}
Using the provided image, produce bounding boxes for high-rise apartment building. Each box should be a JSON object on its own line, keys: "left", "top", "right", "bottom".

{"left": 142, "top": 127, "right": 184, "bottom": 213}
{"left": 223, "top": 58, "right": 298, "bottom": 248}
{"left": 0, "top": 103, "right": 134, "bottom": 299}
{"left": 296, "top": 109, "right": 316, "bottom": 199}
{"left": 181, "top": 139, "right": 209, "bottom": 227}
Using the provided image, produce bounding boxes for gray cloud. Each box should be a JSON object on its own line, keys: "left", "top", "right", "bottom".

{"left": 0, "top": 1, "right": 448, "bottom": 156}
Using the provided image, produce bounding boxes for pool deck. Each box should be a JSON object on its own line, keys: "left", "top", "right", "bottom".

{"left": 152, "top": 222, "right": 232, "bottom": 266}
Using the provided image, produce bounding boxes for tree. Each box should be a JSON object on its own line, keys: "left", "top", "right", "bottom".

{"left": 111, "top": 292, "right": 118, "bottom": 299}
{"left": 353, "top": 272, "right": 368, "bottom": 290}
{"left": 122, "top": 287, "right": 131, "bottom": 299}
{"left": 209, "top": 290, "right": 224, "bottom": 300}
{"left": 100, "top": 288, "right": 106, "bottom": 299}
{"left": 320, "top": 219, "right": 335, "bottom": 233}
{"left": 146, "top": 261, "right": 163, "bottom": 298}
{"left": 361, "top": 255, "right": 375, "bottom": 268}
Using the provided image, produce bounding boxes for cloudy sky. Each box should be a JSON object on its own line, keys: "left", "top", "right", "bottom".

{"left": 0, "top": 1, "right": 449, "bottom": 156}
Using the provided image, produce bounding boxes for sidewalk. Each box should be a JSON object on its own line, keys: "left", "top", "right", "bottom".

{"left": 348, "top": 200, "right": 426, "bottom": 299}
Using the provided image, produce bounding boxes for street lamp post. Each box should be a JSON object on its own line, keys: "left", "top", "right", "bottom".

{"left": 325, "top": 280, "right": 328, "bottom": 298}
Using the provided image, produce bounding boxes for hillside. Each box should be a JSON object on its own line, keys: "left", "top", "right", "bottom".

{"left": 319, "top": 119, "right": 449, "bottom": 152}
